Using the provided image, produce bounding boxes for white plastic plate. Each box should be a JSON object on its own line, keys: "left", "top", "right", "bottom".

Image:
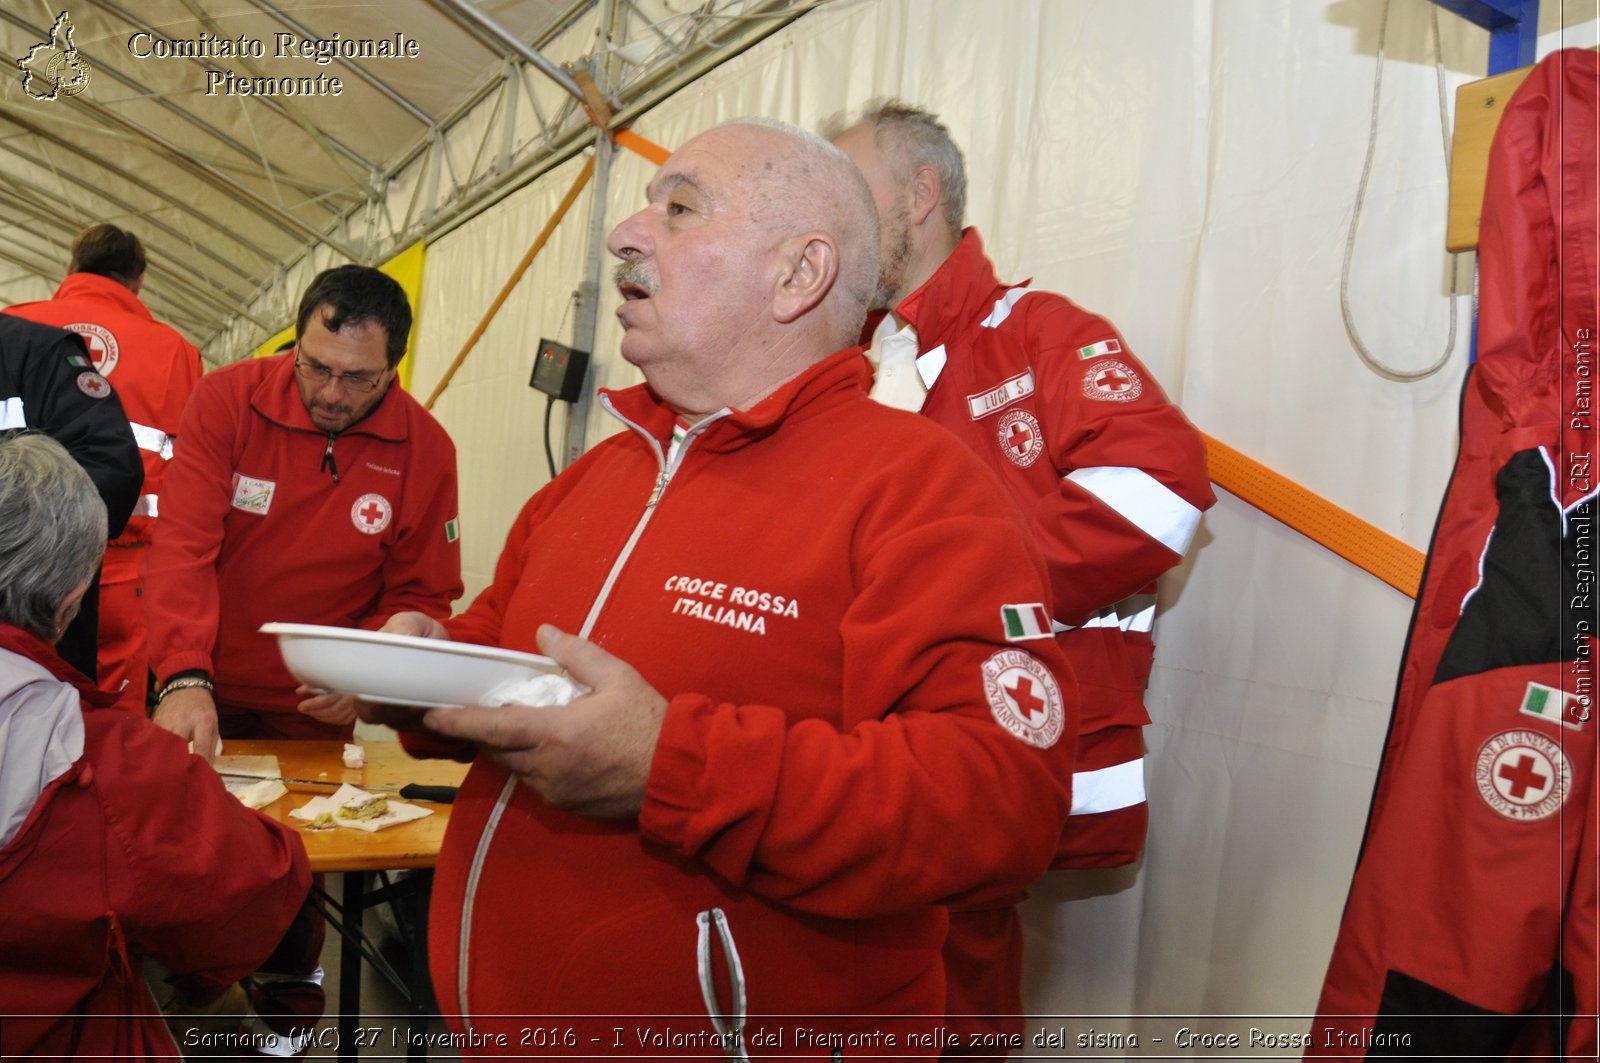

{"left": 260, "top": 622, "right": 562, "bottom": 709}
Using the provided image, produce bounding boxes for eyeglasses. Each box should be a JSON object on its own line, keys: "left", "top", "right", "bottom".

{"left": 293, "top": 351, "right": 388, "bottom": 395}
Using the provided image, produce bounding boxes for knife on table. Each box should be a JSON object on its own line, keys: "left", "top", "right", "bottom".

{"left": 221, "top": 775, "right": 458, "bottom": 804}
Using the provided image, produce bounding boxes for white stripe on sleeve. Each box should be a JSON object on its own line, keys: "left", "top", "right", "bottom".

{"left": 1069, "top": 592, "right": 1159, "bottom": 633}
{"left": 980, "top": 287, "right": 1033, "bottom": 329}
{"left": 1070, "top": 758, "right": 1146, "bottom": 815}
{"left": 1065, "top": 465, "right": 1202, "bottom": 556}
{"left": 129, "top": 421, "right": 174, "bottom": 460}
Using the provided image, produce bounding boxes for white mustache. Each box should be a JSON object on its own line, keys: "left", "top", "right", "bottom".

{"left": 613, "top": 259, "right": 658, "bottom": 296}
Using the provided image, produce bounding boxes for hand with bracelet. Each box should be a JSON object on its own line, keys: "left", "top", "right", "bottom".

{"left": 151, "top": 673, "right": 220, "bottom": 764}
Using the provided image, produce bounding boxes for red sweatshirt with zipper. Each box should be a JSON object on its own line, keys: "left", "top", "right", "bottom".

{"left": 144, "top": 351, "right": 462, "bottom": 715}
{"left": 405, "top": 350, "right": 1079, "bottom": 1053}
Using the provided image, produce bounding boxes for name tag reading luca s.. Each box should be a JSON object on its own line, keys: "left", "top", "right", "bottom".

{"left": 967, "top": 369, "right": 1035, "bottom": 419}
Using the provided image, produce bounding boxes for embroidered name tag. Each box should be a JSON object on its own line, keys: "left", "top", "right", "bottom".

{"left": 231, "top": 473, "right": 276, "bottom": 515}
{"left": 966, "top": 369, "right": 1035, "bottom": 419}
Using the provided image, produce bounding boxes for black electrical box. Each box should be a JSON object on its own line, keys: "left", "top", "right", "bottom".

{"left": 530, "top": 338, "right": 589, "bottom": 402}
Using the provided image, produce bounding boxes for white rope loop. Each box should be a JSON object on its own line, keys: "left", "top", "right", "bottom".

{"left": 1340, "top": 0, "right": 1462, "bottom": 382}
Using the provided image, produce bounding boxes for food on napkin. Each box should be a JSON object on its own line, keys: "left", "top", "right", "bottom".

{"left": 336, "top": 792, "right": 388, "bottom": 821}
{"left": 479, "top": 672, "right": 588, "bottom": 708}
{"left": 289, "top": 784, "right": 432, "bottom": 832}
{"left": 214, "top": 754, "right": 286, "bottom": 809}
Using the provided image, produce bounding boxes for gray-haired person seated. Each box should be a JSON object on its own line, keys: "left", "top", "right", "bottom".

{"left": 0, "top": 432, "right": 311, "bottom": 1058}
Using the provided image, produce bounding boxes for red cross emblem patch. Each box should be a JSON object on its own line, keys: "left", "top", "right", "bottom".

{"left": 1474, "top": 730, "right": 1570, "bottom": 821}
{"left": 996, "top": 409, "right": 1044, "bottom": 468}
{"left": 75, "top": 371, "right": 111, "bottom": 399}
{"left": 1081, "top": 359, "right": 1143, "bottom": 403}
{"left": 66, "top": 322, "right": 119, "bottom": 375}
{"left": 981, "top": 649, "right": 1065, "bottom": 749}
{"left": 351, "top": 492, "right": 393, "bottom": 535}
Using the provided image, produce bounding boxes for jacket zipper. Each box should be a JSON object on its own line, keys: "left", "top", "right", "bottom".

{"left": 320, "top": 432, "right": 339, "bottom": 481}
{"left": 575, "top": 401, "right": 727, "bottom": 639}
{"left": 456, "top": 399, "right": 728, "bottom": 1028}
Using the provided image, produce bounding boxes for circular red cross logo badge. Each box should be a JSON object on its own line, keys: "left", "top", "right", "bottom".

{"left": 981, "top": 649, "right": 1065, "bottom": 749}
{"left": 1475, "top": 729, "right": 1570, "bottom": 821}
{"left": 1082, "top": 359, "right": 1143, "bottom": 403}
{"left": 66, "top": 322, "right": 119, "bottom": 375}
{"left": 996, "top": 409, "right": 1044, "bottom": 468}
{"left": 75, "top": 371, "right": 111, "bottom": 399}
{"left": 350, "top": 493, "right": 393, "bottom": 535}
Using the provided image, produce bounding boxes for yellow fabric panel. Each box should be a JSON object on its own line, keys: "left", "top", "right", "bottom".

{"left": 251, "top": 325, "right": 295, "bottom": 361}
{"left": 382, "top": 242, "right": 426, "bottom": 392}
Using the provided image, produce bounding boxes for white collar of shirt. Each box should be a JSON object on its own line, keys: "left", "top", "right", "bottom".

{"left": 665, "top": 419, "right": 690, "bottom": 466}
{"left": 867, "top": 313, "right": 946, "bottom": 410}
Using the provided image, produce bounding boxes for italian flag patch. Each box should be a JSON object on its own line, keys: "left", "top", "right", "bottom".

{"left": 1001, "top": 603, "right": 1053, "bottom": 642}
{"left": 445, "top": 517, "right": 459, "bottom": 544}
{"left": 1520, "top": 681, "right": 1587, "bottom": 730}
{"left": 1077, "top": 338, "right": 1122, "bottom": 360}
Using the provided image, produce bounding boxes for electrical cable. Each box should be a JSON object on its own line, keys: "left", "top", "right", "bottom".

{"left": 540, "top": 288, "right": 579, "bottom": 482}
{"left": 543, "top": 393, "right": 558, "bottom": 481}
{"left": 1339, "top": 0, "right": 1462, "bottom": 382}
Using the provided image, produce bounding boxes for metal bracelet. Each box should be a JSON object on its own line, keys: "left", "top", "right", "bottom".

{"left": 157, "top": 675, "right": 214, "bottom": 702}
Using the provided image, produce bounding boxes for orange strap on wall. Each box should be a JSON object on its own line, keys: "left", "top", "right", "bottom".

{"left": 424, "top": 155, "right": 596, "bottom": 410}
{"left": 1203, "top": 432, "right": 1426, "bottom": 598}
{"left": 613, "top": 129, "right": 671, "bottom": 164}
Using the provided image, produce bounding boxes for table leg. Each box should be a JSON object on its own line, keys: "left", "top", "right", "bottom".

{"left": 407, "top": 871, "right": 435, "bottom": 1061}
{"left": 339, "top": 871, "right": 366, "bottom": 1062}
{"left": 308, "top": 867, "right": 437, "bottom": 1059}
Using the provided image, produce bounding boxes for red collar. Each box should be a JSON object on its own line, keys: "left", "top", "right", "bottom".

{"left": 602, "top": 346, "right": 873, "bottom": 453}
{"left": 52, "top": 272, "right": 154, "bottom": 322}
{"left": 894, "top": 228, "right": 1024, "bottom": 343}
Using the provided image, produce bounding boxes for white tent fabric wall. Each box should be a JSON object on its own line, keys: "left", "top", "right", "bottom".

{"left": 401, "top": 0, "right": 1600, "bottom": 1043}
{"left": 409, "top": 152, "right": 596, "bottom": 596}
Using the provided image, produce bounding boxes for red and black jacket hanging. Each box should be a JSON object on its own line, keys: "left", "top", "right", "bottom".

{"left": 1311, "top": 48, "right": 1597, "bottom": 1059}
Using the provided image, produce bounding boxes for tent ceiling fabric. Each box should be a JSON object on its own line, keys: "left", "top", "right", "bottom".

{"left": 0, "top": 0, "right": 820, "bottom": 356}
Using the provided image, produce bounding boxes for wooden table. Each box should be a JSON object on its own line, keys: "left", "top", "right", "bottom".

{"left": 227, "top": 740, "right": 469, "bottom": 1061}
{"left": 228, "top": 739, "right": 467, "bottom": 872}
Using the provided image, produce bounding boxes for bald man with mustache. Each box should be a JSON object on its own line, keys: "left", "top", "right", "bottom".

{"left": 370, "top": 118, "right": 1079, "bottom": 1054}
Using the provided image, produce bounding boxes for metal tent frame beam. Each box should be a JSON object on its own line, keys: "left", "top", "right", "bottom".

{"left": 0, "top": 0, "right": 839, "bottom": 354}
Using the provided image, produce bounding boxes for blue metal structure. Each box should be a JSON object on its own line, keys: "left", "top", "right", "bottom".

{"left": 1426, "top": 0, "right": 1540, "bottom": 73}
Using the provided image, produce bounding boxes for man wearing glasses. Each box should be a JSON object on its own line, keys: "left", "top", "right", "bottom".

{"left": 143, "top": 265, "right": 461, "bottom": 1054}
{"left": 146, "top": 265, "right": 462, "bottom": 759}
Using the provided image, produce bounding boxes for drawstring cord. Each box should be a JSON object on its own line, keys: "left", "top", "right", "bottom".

{"left": 696, "top": 908, "right": 750, "bottom": 1063}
